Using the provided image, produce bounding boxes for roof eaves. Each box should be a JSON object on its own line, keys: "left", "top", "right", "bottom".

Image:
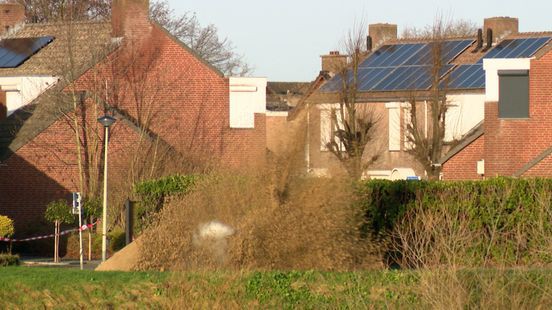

{"left": 150, "top": 21, "right": 224, "bottom": 78}
{"left": 437, "top": 122, "right": 484, "bottom": 165}
{"left": 513, "top": 145, "right": 552, "bottom": 177}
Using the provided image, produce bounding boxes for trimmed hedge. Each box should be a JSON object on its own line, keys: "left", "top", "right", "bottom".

{"left": 356, "top": 178, "right": 552, "bottom": 266}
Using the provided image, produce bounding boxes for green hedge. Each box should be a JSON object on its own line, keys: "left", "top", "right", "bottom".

{"left": 356, "top": 178, "right": 552, "bottom": 266}
{"left": 134, "top": 174, "right": 198, "bottom": 229}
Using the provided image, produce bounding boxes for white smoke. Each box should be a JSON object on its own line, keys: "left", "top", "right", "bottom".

{"left": 192, "top": 221, "right": 235, "bottom": 264}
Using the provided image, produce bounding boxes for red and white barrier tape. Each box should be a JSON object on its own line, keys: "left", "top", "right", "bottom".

{"left": 0, "top": 222, "right": 97, "bottom": 243}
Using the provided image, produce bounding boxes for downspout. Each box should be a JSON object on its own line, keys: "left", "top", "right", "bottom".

{"left": 305, "top": 102, "right": 311, "bottom": 173}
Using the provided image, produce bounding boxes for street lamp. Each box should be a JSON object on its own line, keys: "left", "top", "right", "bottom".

{"left": 98, "top": 114, "right": 116, "bottom": 262}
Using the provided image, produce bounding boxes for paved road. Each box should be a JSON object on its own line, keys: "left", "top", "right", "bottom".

{"left": 20, "top": 257, "right": 102, "bottom": 270}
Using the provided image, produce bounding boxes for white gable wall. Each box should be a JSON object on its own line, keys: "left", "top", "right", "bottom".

{"left": 229, "top": 77, "right": 267, "bottom": 128}
{"left": 445, "top": 93, "right": 486, "bottom": 141}
{"left": 1, "top": 76, "right": 58, "bottom": 116}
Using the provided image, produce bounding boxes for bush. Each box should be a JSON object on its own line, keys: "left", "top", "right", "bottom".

{"left": 0, "top": 254, "right": 19, "bottom": 266}
{"left": 134, "top": 174, "right": 197, "bottom": 228}
{"left": 0, "top": 215, "right": 14, "bottom": 239}
{"left": 110, "top": 230, "right": 127, "bottom": 253}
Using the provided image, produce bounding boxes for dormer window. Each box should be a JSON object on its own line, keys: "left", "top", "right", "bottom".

{"left": 498, "top": 70, "right": 529, "bottom": 118}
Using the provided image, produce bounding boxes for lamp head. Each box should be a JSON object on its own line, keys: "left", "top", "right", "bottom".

{"left": 97, "top": 115, "right": 116, "bottom": 128}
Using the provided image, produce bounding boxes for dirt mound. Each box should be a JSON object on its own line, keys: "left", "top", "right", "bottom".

{"left": 95, "top": 239, "right": 141, "bottom": 271}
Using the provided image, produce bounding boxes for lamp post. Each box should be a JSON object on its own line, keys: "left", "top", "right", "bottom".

{"left": 98, "top": 115, "right": 116, "bottom": 262}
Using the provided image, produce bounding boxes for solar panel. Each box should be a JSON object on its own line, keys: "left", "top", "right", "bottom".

{"left": 360, "top": 43, "right": 425, "bottom": 68}
{"left": 478, "top": 37, "right": 551, "bottom": 63}
{"left": 373, "top": 65, "right": 454, "bottom": 91}
{"left": 445, "top": 64, "right": 485, "bottom": 89}
{"left": 0, "top": 36, "right": 54, "bottom": 68}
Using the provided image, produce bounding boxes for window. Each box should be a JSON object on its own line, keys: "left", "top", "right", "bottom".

{"left": 498, "top": 70, "right": 529, "bottom": 118}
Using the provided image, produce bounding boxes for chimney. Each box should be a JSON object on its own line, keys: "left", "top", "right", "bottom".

{"left": 321, "top": 51, "right": 348, "bottom": 74}
{"left": 0, "top": 3, "right": 25, "bottom": 34}
{"left": 369, "top": 23, "right": 397, "bottom": 48}
{"left": 112, "top": 0, "right": 150, "bottom": 38}
{"left": 484, "top": 17, "right": 519, "bottom": 44}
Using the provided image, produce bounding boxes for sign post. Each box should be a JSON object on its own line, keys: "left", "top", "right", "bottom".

{"left": 72, "top": 192, "right": 83, "bottom": 270}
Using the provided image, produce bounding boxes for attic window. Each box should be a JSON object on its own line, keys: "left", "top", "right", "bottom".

{"left": 498, "top": 70, "right": 529, "bottom": 119}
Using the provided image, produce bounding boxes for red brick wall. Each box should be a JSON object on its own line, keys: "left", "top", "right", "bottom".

{"left": 0, "top": 102, "right": 146, "bottom": 232}
{"left": 442, "top": 135, "right": 485, "bottom": 180}
{"left": 484, "top": 51, "right": 552, "bottom": 177}
{"left": 523, "top": 153, "right": 552, "bottom": 177}
{"left": 0, "top": 19, "right": 266, "bottom": 234}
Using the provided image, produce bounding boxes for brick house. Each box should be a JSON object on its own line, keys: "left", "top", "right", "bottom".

{"left": 0, "top": 1, "right": 266, "bottom": 233}
{"left": 295, "top": 17, "right": 551, "bottom": 180}
{"left": 441, "top": 50, "right": 552, "bottom": 179}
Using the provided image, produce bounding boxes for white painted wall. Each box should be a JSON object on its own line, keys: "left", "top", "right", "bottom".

{"left": 385, "top": 102, "right": 401, "bottom": 151}
{"left": 483, "top": 58, "right": 532, "bottom": 102}
{"left": 1, "top": 76, "right": 58, "bottom": 115}
{"left": 229, "top": 77, "right": 267, "bottom": 128}
{"left": 445, "top": 93, "right": 486, "bottom": 141}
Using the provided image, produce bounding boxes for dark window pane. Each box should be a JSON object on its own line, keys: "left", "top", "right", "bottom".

{"left": 499, "top": 71, "right": 529, "bottom": 118}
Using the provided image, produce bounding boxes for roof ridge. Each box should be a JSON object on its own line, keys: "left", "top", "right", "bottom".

{"left": 22, "top": 20, "right": 110, "bottom": 27}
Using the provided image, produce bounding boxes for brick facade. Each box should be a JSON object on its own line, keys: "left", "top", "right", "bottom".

{"left": 441, "top": 135, "right": 485, "bottom": 180}
{"left": 0, "top": 11, "right": 266, "bottom": 233}
{"left": 484, "top": 52, "right": 552, "bottom": 177}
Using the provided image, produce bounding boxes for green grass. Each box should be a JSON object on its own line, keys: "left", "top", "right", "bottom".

{"left": 2, "top": 267, "right": 552, "bottom": 308}
{"left": 0, "top": 267, "right": 169, "bottom": 308}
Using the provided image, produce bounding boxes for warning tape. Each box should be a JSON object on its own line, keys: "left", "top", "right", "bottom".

{"left": 0, "top": 222, "right": 97, "bottom": 243}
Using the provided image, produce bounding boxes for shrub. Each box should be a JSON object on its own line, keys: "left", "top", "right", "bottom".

{"left": 109, "top": 230, "right": 127, "bottom": 252}
{"left": 0, "top": 254, "right": 19, "bottom": 266}
{"left": 357, "top": 178, "right": 552, "bottom": 267}
{"left": 0, "top": 215, "right": 14, "bottom": 239}
{"left": 134, "top": 174, "right": 197, "bottom": 228}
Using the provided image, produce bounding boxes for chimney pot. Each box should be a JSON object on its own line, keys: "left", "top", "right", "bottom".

{"left": 369, "top": 23, "right": 397, "bottom": 49}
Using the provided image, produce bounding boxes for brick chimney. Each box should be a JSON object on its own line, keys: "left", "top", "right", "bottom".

{"left": 112, "top": 0, "right": 150, "bottom": 38}
{"left": 484, "top": 17, "right": 519, "bottom": 44}
{"left": 369, "top": 23, "right": 397, "bottom": 48}
{"left": 321, "top": 51, "right": 348, "bottom": 74}
{"left": 0, "top": 3, "right": 25, "bottom": 34}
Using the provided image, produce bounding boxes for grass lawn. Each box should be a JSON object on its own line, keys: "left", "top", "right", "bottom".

{"left": 1, "top": 267, "right": 551, "bottom": 308}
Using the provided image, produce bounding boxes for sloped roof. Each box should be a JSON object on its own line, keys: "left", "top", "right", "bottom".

{"left": 0, "top": 21, "right": 114, "bottom": 76}
{"left": 267, "top": 82, "right": 310, "bottom": 95}
{"left": 437, "top": 122, "right": 484, "bottom": 165}
{"left": 319, "top": 32, "right": 552, "bottom": 96}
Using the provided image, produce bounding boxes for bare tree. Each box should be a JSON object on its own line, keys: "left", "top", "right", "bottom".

{"left": 403, "top": 17, "right": 472, "bottom": 179}
{"left": 12, "top": 0, "right": 110, "bottom": 22}
{"left": 401, "top": 18, "right": 478, "bottom": 39}
{"left": 150, "top": 0, "right": 251, "bottom": 76}
{"left": 325, "top": 23, "right": 380, "bottom": 180}
{"left": 10, "top": 0, "right": 251, "bottom": 76}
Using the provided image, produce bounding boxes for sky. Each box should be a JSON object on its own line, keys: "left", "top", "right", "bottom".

{"left": 167, "top": 0, "right": 552, "bottom": 82}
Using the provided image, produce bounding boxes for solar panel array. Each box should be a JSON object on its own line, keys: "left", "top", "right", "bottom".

{"left": 322, "top": 36, "right": 551, "bottom": 93}
{"left": 0, "top": 36, "right": 54, "bottom": 68}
